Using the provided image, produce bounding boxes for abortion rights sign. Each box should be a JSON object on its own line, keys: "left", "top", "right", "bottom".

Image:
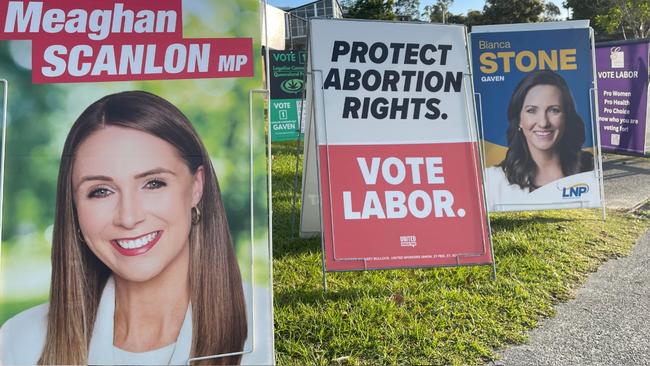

{"left": 471, "top": 22, "right": 603, "bottom": 212}
{"left": 596, "top": 40, "right": 650, "bottom": 156}
{"left": 308, "top": 19, "right": 492, "bottom": 271}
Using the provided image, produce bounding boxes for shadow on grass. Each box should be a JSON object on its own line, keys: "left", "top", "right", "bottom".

{"left": 271, "top": 141, "right": 302, "bottom": 157}
{"left": 274, "top": 280, "right": 425, "bottom": 307}
{"left": 274, "top": 287, "right": 359, "bottom": 307}
{"left": 490, "top": 215, "right": 573, "bottom": 231}
{"left": 271, "top": 169, "right": 303, "bottom": 187}
{"left": 274, "top": 264, "right": 498, "bottom": 308}
{"left": 272, "top": 235, "right": 321, "bottom": 259}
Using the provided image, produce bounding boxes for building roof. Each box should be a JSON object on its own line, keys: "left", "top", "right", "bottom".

{"left": 286, "top": 0, "right": 342, "bottom": 13}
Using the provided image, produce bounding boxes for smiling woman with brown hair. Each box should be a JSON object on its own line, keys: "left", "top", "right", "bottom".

{"left": 485, "top": 70, "right": 594, "bottom": 209}
{"left": 0, "top": 91, "right": 248, "bottom": 365}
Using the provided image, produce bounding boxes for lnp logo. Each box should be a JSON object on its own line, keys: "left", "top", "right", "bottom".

{"left": 561, "top": 183, "right": 589, "bottom": 198}
{"left": 280, "top": 78, "right": 304, "bottom": 94}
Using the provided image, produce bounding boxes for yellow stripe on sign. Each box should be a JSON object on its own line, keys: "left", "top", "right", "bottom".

{"left": 481, "top": 141, "right": 595, "bottom": 168}
{"left": 482, "top": 140, "right": 508, "bottom": 167}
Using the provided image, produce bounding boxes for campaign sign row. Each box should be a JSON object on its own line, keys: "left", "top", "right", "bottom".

{"left": 301, "top": 19, "right": 605, "bottom": 272}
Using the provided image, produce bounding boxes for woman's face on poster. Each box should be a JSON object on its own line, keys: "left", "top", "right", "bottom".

{"left": 518, "top": 84, "right": 566, "bottom": 154}
{"left": 72, "top": 126, "right": 203, "bottom": 282}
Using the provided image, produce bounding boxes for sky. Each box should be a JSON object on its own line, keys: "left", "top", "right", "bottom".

{"left": 267, "top": 0, "right": 571, "bottom": 19}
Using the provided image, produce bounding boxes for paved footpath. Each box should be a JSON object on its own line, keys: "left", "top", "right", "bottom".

{"left": 492, "top": 154, "right": 650, "bottom": 366}
{"left": 602, "top": 154, "right": 650, "bottom": 210}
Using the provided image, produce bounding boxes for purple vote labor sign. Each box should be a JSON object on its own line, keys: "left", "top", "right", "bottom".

{"left": 596, "top": 40, "right": 650, "bottom": 155}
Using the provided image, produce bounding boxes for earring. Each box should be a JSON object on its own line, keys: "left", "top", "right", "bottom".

{"left": 518, "top": 126, "right": 522, "bottom": 132}
{"left": 76, "top": 228, "right": 85, "bottom": 243}
{"left": 191, "top": 206, "right": 201, "bottom": 225}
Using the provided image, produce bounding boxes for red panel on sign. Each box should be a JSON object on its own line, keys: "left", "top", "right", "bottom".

{"left": 319, "top": 142, "right": 491, "bottom": 271}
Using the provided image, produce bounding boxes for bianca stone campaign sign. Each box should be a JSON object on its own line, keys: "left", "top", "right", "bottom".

{"left": 308, "top": 19, "right": 492, "bottom": 271}
{"left": 596, "top": 40, "right": 650, "bottom": 156}
{"left": 471, "top": 21, "right": 604, "bottom": 212}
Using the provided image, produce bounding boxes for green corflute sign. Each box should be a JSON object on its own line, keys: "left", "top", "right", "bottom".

{"left": 269, "top": 50, "right": 306, "bottom": 142}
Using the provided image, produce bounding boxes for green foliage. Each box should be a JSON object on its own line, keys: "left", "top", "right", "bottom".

{"left": 423, "top": 0, "right": 559, "bottom": 27}
{"left": 423, "top": 8, "right": 483, "bottom": 28}
{"left": 596, "top": 7, "right": 625, "bottom": 34}
{"left": 595, "top": 0, "right": 650, "bottom": 39}
{"left": 345, "top": 0, "right": 396, "bottom": 20}
{"left": 481, "top": 0, "right": 560, "bottom": 24}
{"left": 564, "top": 0, "right": 616, "bottom": 40}
{"left": 343, "top": 0, "right": 428, "bottom": 22}
{"left": 567, "top": 0, "right": 650, "bottom": 40}
{"left": 423, "top": 0, "right": 455, "bottom": 23}
{"left": 465, "top": 10, "right": 485, "bottom": 28}
{"left": 272, "top": 143, "right": 650, "bottom": 364}
{"left": 564, "top": 0, "right": 613, "bottom": 21}
{"left": 422, "top": 0, "right": 484, "bottom": 27}
{"left": 543, "top": 2, "right": 561, "bottom": 20}
{"left": 394, "top": 0, "right": 420, "bottom": 19}
{"left": 0, "top": 42, "right": 63, "bottom": 241}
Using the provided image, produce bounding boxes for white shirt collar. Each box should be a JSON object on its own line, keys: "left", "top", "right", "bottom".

{"left": 87, "top": 277, "right": 193, "bottom": 365}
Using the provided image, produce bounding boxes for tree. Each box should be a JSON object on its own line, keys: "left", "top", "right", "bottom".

{"left": 394, "top": 0, "right": 420, "bottom": 20}
{"left": 465, "top": 10, "right": 484, "bottom": 27}
{"left": 423, "top": 0, "right": 454, "bottom": 23}
{"left": 345, "top": 0, "right": 396, "bottom": 20}
{"left": 564, "top": 0, "right": 615, "bottom": 39}
{"left": 423, "top": 2, "right": 483, "bottom": 29}
{"left": 564, "top": 0, "right": 613, "bottom": 21}
{"left": 595, "top": 0, "right": 650, "bottom": 39}
{"left": 542, "top": 2, "right": 561, "bottom": 21}
{"left": 481, "top": 0, "right": 559, "bottom": 24}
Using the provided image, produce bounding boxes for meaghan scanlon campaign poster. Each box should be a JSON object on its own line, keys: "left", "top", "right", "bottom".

{"left": 0, "top": 1, "right": 273, "bottom": 365}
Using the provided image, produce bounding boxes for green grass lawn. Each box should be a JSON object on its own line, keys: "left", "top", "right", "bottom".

{"left": 271, "top": 141, "right": 650, "bottom": 365}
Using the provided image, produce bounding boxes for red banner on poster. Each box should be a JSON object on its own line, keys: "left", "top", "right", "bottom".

{"left": 0, "top": 0, "right": 253, "bottom": 82}
{"left": 32, "top": 37, "right": 253, "bottom": 83}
